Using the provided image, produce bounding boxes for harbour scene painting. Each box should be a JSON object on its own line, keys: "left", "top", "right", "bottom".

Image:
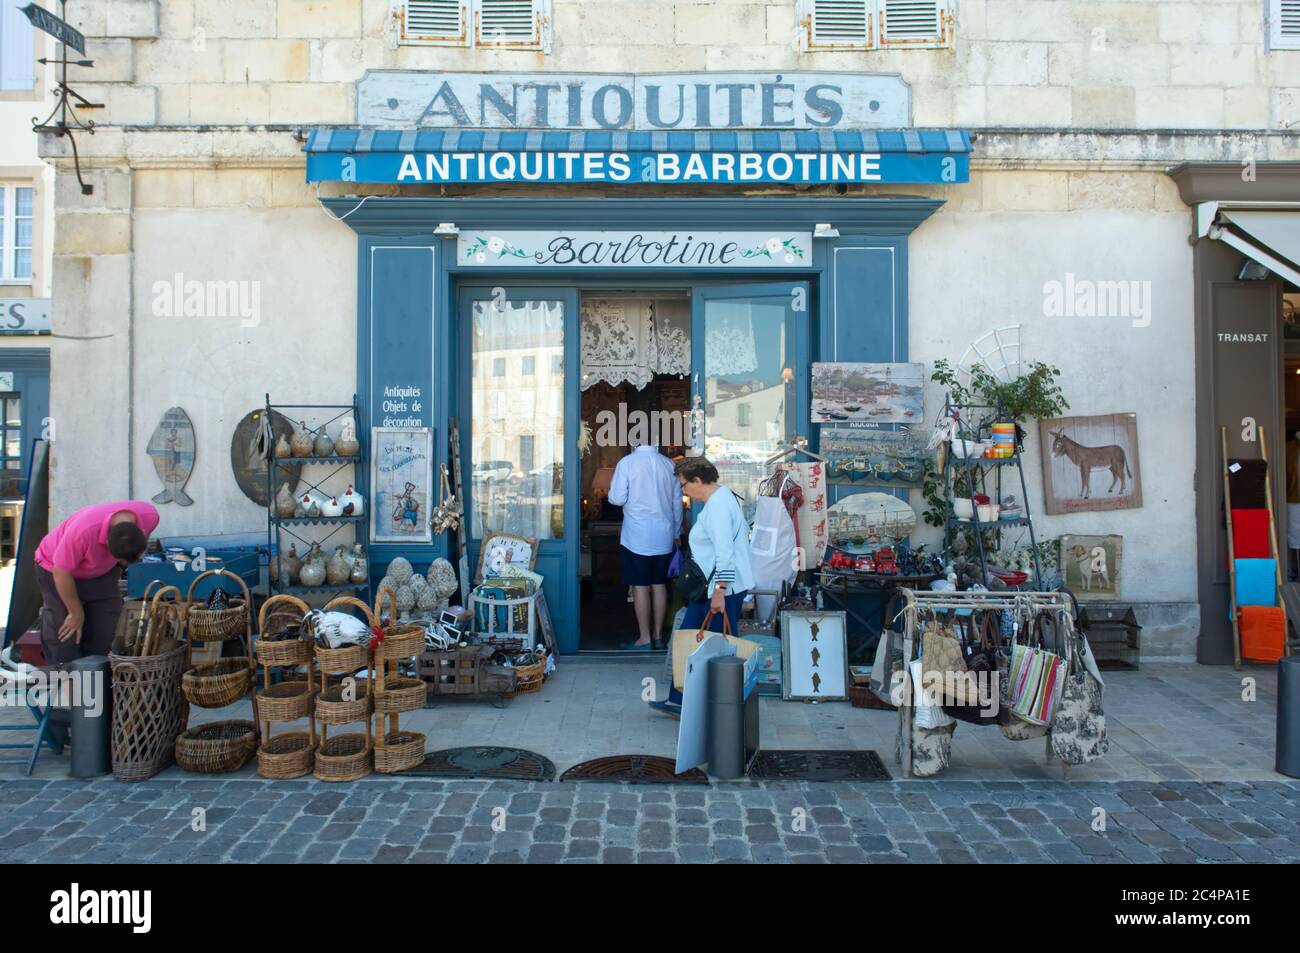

{"left": 811, "top": 362, "right": 924, "bottom": 424}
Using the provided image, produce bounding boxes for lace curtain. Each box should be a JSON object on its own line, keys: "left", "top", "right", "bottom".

{"left": 580, "top": 297, "right": 692, "bottom": 390}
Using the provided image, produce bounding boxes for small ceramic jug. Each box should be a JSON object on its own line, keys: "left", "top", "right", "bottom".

{"left": 274, "top": 433, "right": 292, "bottom": 459}
{"left": 313, "top": 431, "right": 335, "bottom": 457}
{"left": 335, "top": 417, "right": 360, "bottom": 457}
{"left": 349, "top": 545, "right": 368, "bottom": 584}
{"left": 279, "top": 543, "right": 302, "bottom": 586}
{"left": 290, "top": 422, "right": 314, "bottom": 458}
{"left": 326, "top": 545, "right": 351, "bottom": 585}
{"left": 275, "top": 482, "right": 296, "bottom": 518}
{"left": 298, "top": 543, "right": 326, "bottom": 587}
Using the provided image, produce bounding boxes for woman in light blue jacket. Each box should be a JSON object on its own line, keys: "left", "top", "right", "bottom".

{"left": 649, "top": 456, "right": 755, "bottom": 718}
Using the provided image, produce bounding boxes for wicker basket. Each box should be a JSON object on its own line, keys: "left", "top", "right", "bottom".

{"left": 255, "top": 680, "right": 315, "bottom": 721}
{"left": 374, "top": 730, "right": 425, "bottom": 774}
{"left": 314, "top": 732, "right": 372, "bottom": 782}
{"left": 257, "top": 730, "right": 316, "bottom": 779}
{"left": 182, "top": 657, "right": 253, "bottom": 708}
{"left": 373, "top": 676, "right": 425, "bottom": 713}
{"left": 506, "top": 659, "right": 546, "bottom": 697}
{"left": 174, "top": 720, "right": 257, "bottom": 773}
{"left": 109, "top": 641, "right": 190, "bottom": 781}
{"left": 255, "top": 594, "right": 312, "bottom": 664}
{"left": 373, "top": 586, "right": 426, "bottom": 661}
{"left": 186, "top": 569, "right": 252, "bottom": 642}
{"left": 315, "top": 680, "right": 372, "bottom": 724}
{"left": 314, "top": 596, "right": 377, "bottom": 674}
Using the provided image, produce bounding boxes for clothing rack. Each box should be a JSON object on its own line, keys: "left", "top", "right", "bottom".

{"left": 893, "top": 589, "right": 1076, "bottom": 778}
{"left": 764, "top": 437, "right": 827, "bottom": 466}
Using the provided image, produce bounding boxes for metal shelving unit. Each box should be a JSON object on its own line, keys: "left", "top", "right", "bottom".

{"left": 941, "top": 396, "right": 1043, "bottom": 589}
{"left": 265, "top": 395, "right": 370, "bottom": 604}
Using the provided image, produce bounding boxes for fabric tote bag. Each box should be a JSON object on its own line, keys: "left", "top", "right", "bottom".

{"left": 670, "top": 610, "right": 759, "bottom": 691}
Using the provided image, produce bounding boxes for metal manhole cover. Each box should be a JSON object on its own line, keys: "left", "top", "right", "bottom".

{"left": 406, "top": 746, "right": 556, "bottom": 781}
{"left": 560, "top": 755, "right": 708, "bottom": 784}
{"left": 747, "top": 749, "right": 891, "bottom": 782}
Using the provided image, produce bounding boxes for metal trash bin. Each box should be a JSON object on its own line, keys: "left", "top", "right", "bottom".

{"left": 68, "top": 655, "right": 111, "bottom": 778}
{"left": 1278, "top": 655, "right": 1300, "bottom": 779}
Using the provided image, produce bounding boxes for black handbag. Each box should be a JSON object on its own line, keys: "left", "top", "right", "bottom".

{"left": 674, "top": 546, "right": 714, "bottom": 604}
{"left": 943, "top": 611, "right": 1002, "bottom": 726}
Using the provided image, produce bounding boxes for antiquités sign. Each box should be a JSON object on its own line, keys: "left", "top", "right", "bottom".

{"left": 358, "top": 71, "right": 910, "bottom": 130}
{"left": 457, "top": 230, "right": 814, "bottom": 268}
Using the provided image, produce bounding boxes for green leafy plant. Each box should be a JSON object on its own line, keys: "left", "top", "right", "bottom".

{"left": 931, "top": 359, "right": 1069, "bottom": 424}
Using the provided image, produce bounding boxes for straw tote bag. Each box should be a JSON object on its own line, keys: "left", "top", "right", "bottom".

{"left": 670, "top": 610, "right": 759, "bottom": 691}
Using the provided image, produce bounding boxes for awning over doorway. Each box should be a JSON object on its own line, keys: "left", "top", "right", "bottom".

{"left": 303, "top": 127, "right": 972, "bottom": 186}
{"left": 1204, "top": 205, "right": 1300, "bottom": 287}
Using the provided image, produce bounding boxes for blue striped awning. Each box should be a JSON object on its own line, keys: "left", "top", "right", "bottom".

{"left": 304, "top": 127, "right": 971, "bottom": 185}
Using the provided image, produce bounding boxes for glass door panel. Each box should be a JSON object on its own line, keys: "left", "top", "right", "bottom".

{"left": 693, "top": 283, "right": 807, "bottom": 521}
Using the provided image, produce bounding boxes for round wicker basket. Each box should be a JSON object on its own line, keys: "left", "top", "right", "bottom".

{"left": 254, "top": 636, "right": 312, "bottom": 667}
{"left": 174, "top": 720, "right": 257, "bottom": 773}
{"left": 185, "top": 569, "right": 253, "bottom": 642}
{"left": 256, "top": 730, "right": 316, "bottom": 779}
{"left": 314, "top": 732, "right": 372, "bottom": 782}
{"left": 374, "top": 730, "right": 425, "bottom": 774}
{"left": 255, "top": 594, "right": 312, "bottom": 665}
{"left": 313, "top": 642, "right": 369, "bottom": 675}
{"left": 182, "top": 657, "right": 253, "bottom": 708}
{"left": 315, "top": 680, "right": 372, "bottom": 725}
{"left": 255, "top": 680, "right": 315, "bottom": 722}
{"left": 373, "top": 676, "right": 426, "bottom": 713}
{"left": 506, "top": 659, "right": 546, "bottom": 697}
{"left": 373, "top": 586, "right": 425, "bottom": 661}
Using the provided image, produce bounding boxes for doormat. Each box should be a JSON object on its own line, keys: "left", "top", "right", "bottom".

{"left": 406, "top": 746, "right": 557, "bottom": 781}
{"left": 560, "top": 755, "right": 708, "bottom": 785}
{"left": 747, "top": 749, "right": 891, "bottom": 782}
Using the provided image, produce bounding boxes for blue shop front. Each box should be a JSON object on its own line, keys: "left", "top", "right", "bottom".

{"left": 306, "top": 72, "right": 969, "bottom": 655}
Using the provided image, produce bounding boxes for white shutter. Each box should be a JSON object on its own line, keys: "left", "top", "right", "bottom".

{"left": 1268, "top": 0, "right": 1300, "bottom": 50}
{"left": 0, "top": 3, "right": 36, "bottom": 92}
{"left": 879, "top": 0, "right": 954, "bottom": 49}
{"left": 401, "top": 0, "right": 469, "bottom": 45}
{"left": 804, "top": 0, "right": 875, "bottom": 49}
{"left": 476, "top": 0, "right": 546, "bottom": 49}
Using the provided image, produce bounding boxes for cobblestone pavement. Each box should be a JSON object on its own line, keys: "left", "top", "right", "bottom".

{"left": 2, "top": 777, "right": 1299, "bottom": 864}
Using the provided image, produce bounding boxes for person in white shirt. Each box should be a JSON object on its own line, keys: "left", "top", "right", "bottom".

{"left": 608, "top": 436, "right": 683, "bottom": 650}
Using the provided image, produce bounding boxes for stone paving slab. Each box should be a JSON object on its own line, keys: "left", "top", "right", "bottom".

{"left": 2, "top": 777, "right": 1297, "bottom": 864}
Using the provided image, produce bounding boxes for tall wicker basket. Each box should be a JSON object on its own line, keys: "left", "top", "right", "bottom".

{"left": 312, "top": 596, "right": 375, "bottom": 781}
{"left": 254, "top": 594, "right": 316, "bottom": 779}
{"left": 110, "top": 640, "right": 189, "bottom": 781}
{"left": 371, "top": 586, "right": 426, "bottom": 773}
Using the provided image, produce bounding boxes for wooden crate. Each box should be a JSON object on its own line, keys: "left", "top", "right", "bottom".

{"left": 419, "top": 647, "right": 486, "bottom": 696}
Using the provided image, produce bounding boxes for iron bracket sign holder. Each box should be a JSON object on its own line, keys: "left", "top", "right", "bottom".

{"left": 26, "top": 0, "right": 101, "bottom": 196}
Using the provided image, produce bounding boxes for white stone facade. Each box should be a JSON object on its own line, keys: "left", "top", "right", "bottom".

{"left": 34, "top": 1, "right": 1300, "bottom": 657}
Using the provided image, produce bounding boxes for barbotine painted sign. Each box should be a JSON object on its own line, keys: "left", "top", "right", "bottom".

{"left": 457, "top": 230, "right": 813, "bottom": 268}
{"left": 359, "top": 71, "right": 911, "bottom": 130}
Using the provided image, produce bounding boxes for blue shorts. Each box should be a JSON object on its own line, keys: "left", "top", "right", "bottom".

{"left": 621, "top": 546, "right": 673, "bottom": 587}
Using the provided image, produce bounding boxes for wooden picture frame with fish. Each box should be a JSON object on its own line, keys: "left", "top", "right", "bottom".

{"left": 1039, "top": 413, "right": 1142, "bottom": 515}
{"left": 780, "top": 610, "right": 849, "bottom": 702}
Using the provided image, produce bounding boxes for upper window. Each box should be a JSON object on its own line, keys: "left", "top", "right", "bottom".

{"left": 399, "top": 0, "right": 552, "bottom": 51}
{"left": 0, "top": 185, "right": 34, "bottom": 283}
{"left": 1267, "top": 0, "right": 1300, "bottom": 50}
{"left": 797, "top": 0, "right": 954, "bottom": 51}
{"left": 0, "top": 2, "right": 36, "bottom": 91}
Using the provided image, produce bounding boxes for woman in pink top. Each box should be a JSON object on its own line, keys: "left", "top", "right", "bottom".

{"left": 34, "top": 500, "right": 160, "bottom": 663}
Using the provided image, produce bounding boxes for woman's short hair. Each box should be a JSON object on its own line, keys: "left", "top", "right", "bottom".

{"left": 674, "top": 456, "right": 719, "bottom": 485}
{"left": 107, "top": 522, "right": 148, "bottom": 563}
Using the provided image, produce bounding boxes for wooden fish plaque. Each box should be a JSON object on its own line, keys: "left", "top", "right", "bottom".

{"left": 147, "top": 407, "right": 195, "bottom": 506}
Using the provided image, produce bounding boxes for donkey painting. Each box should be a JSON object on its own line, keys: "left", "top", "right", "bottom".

{"left": 1049, "top": 429, "right": 1132, "bottom": 498}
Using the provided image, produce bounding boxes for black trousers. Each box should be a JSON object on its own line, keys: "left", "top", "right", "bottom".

{"left": 37, "top": 565, "right": 124, "bottom": 664}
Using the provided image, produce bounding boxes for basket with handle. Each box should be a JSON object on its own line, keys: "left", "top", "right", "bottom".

{"left": 313, "top": 595, "right": 376, "bottom": 675}
{"left": 185, "top": 569, "right": 252, "bottom": 642}
{"left": 109, "top": 640, "right": 189, "bottom": 781}
{"left": 174, "top": 720, "right": 257, "bottom": 774}
{"left": 254, "top": 594, "right": 313, "bottom": 667}
{"left": 372, "top": 586, "right": 426, "bottom": 662}
{"left": 373, "top": 730, "right": 424, "bottom": 774}
{"left": 314, "top": 729, "right": 372, "bottom": 782}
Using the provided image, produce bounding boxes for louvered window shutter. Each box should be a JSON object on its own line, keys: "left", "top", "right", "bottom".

{"left": 0, "top": 3, "right": 36, "bottom": 91}
{"left": 805, "top": 0, "right": 875, "bottom": 49}
{"left": 1268, "top": 0, "right": 1300, "bottom": 50}
{"left": 879, "top": 0, "right": 954, "bottom": 49}
{"left": 477, "top": 0, "right": 547, "bottom": 49}
{"left": 401, "top": 0, "right": 470, "bottom": 45}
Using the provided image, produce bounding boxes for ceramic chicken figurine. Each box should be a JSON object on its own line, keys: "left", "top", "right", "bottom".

{"left": 306, "top": 609, "right": 371, "bottom": 648}
{"left": 321, "top": 496, "right": 343, "bottom": 518}
{"left": 340, "top": 485, "right": 365, "bottom": 516}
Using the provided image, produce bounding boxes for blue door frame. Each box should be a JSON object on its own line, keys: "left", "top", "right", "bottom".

{"left": 338, "top": 198, "right": 942, "bottom": 653}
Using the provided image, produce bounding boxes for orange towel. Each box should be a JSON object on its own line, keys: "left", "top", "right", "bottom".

{"left": 1238, "top": 605, "right": 1286, "bottom": 663}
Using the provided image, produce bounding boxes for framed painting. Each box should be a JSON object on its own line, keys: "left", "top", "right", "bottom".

{"left": 475, "top": 531, "right": 539, "bottom": 583}
{"left": 1059, "top": 534, "right": 1122, "bottom": 602}
{"left": 1039, "top": 413, "right": 1142, "bottom": 514}
{"left": 371, "top": 426, "right": 434, "bottom": 544}
{"left": 820, "top": 426, "right": 930, "bottom": 486}
{"left": 811, "top": 362, "right": 924, "bottom": 424}
{"left": 781, "top": 610, "right": 849, "bottom": 702}
{"left": 534, "top": 586, "right": 557, "bottom": 655}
